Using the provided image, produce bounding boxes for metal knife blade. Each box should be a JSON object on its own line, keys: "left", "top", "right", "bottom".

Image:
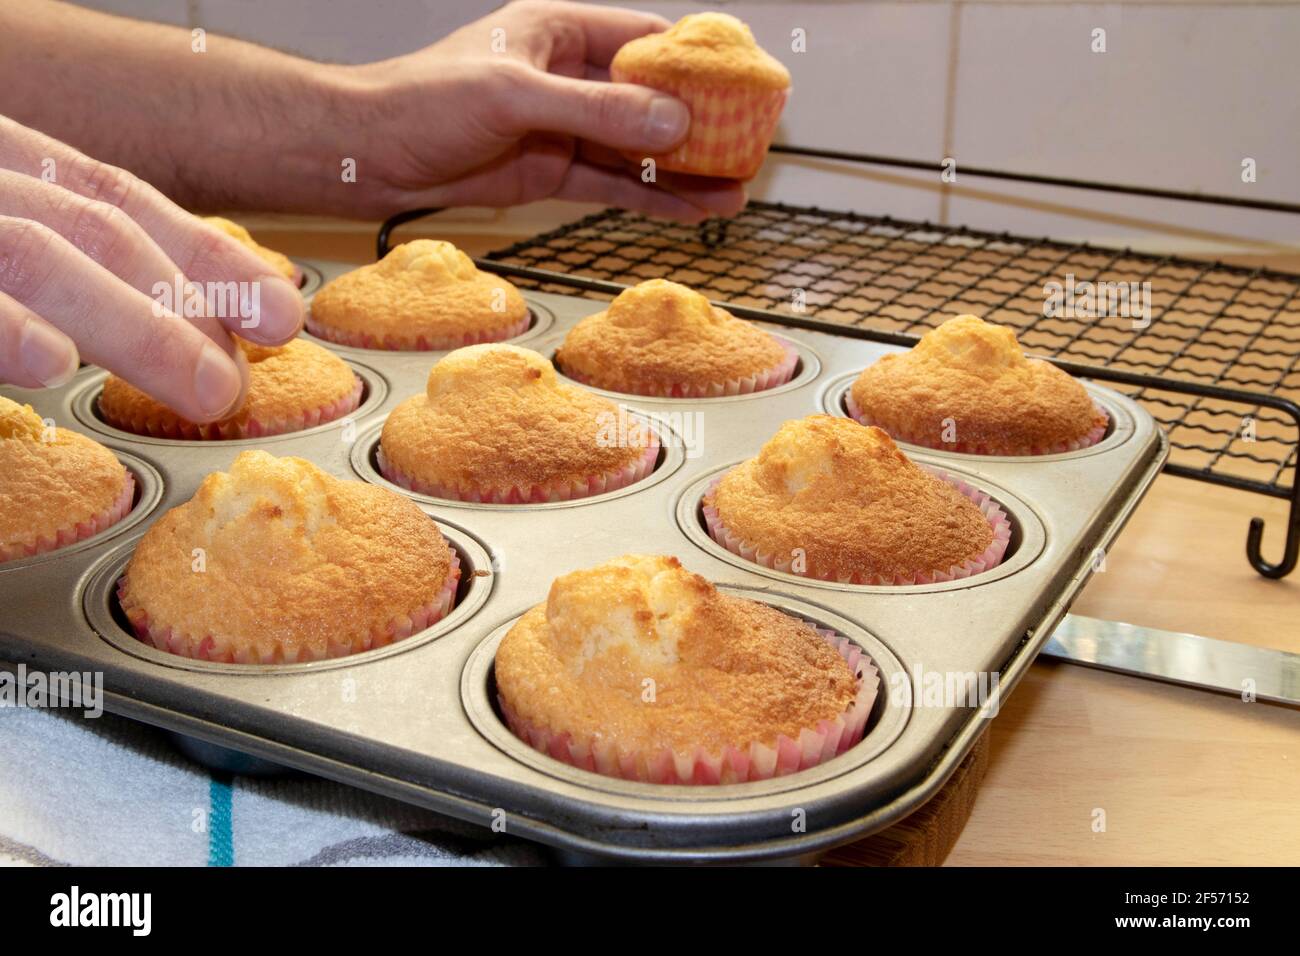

{"left": 1042, "top": 614, "right": 1300, "bottom": 707}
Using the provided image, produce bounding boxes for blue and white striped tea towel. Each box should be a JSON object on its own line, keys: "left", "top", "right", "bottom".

{"left": 0, "top": 706, "right": 546, "bottom": 866}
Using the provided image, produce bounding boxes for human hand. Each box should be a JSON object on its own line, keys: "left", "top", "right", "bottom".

{"left": 337, "top": 0, "right": 748, "bottom": 222}
{"left": 0, "top": 114, "right": 305, "bottom": 420}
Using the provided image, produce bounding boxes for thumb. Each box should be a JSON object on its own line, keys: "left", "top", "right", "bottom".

{"left": 505, "top": 70, "right": 690, "bottom": 155}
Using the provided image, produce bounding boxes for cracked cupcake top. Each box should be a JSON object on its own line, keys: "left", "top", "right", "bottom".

{"left": 850, "top": 315, "right": 1107, "bottom": 453}
{"left": 381, "top": 344, "right": 651, "bottom": 496}
{"left": 709, "top": 415, "right": 994, "bottom": 581}
{"left": 612, "top": 13, "right": 790, "bottom": 90}
{"left": 309, "top": 240, "right": 528, "bottom": 347}
{"left": 556, "top": 279, "right": 788, "bottom": 394}
{"left": 0, "top": 397, "right": 128, "bottom": 553}
{"left": 120, "top": 451, "right": 453, "bottom": 660}
{"left": 494, "top": 554, "right": 858, "bottom": 754}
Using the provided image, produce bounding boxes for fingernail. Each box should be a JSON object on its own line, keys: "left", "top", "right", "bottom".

{"left": 644, "top": 95, "right": 690, "bottom": 150}
{"left": 194, "top": 341, "right": 243, "bottom": 419}
{"left": 19, "top": 319, "right": 79, "bottom": 388}
{"left": 242, "top": 275, "right": 304, "bottom": 340}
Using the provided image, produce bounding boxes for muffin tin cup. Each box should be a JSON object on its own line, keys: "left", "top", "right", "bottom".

{"left": 68, "top": 362, "right": 389, "bottom": 448}
{"left": 352, "top": 410, "right": 688, "bottom": 512}
{"left": 551, "top": 336, "right": 821, "bottom": 404}
{"left": 99, "top": 374, "right": 364, "bottom": 441}
{"left": 0, "top": 450, "right": 163, "bottom": 574}
{"left": 118, "top": 549, "right": 461, "bottom": 665}
{"left": 559, "top": 337, "right": 801, "bottom": 400}
{"left": 679, "top": 461, "right": 1043, "bottom": 594}
{"left": 293, "top": 259, "right": 324, "bottom": 298}
{"left": 301, "top": 304, "right": 555, "bottom": 358}
{"left": 81, "top": 520, "right": 493, "bottom": 676}
{"left": 461, "top": 588, "right": 909, "bottom": 801}
{"left": 0, "top": 266, "right": 1168, "bottom": 863}
{"left": 494, "top": 626, "right": 879, "bottom": 787}
{"left": 822, "top": 371, "right": 1133, "bottom": 463}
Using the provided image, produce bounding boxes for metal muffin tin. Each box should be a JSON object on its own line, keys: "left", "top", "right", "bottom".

{"left": 0, "top": 258, "right": 1167, "bottom": 863}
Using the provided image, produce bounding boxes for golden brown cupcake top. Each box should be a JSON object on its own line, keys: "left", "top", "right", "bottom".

{"left": 850, "top": 315, "right": 1106, "bottom": 452}
{"left": 204, "top": 216, "right": 296, "bottom": 281}
{"left": 381, "top": 344, "right": 651, "bottom": 493}
{"left": 557, "top": 279, "right": 787, "bottom": 392}
{"left": 100, "top": 337, "right": 357, "bottom": 434}
{"left": 494, "top": 554, "right": 857, "bottom": 755}
{"left": 612, "top": 13, "right": 790, "bottom": 90}
{"left": 121, "top": 451, "right": 452, "bottom": 657}
{"left": 309, "top": 240, "right": 528, "bottom": 342}
{"left": 711, "top": 415, "right": 993, "bottom": 580}
{"left": 0, "top": 397, "right": 128, "bottom": 549}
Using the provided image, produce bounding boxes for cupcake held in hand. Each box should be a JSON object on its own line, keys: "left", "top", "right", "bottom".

{"left": 99, "top": 337, "right": 361, "bottom": 440}
{"left": 118, "top": 451, "right": 460, "bottom": 663}
{"left": 379, "top": 344, "right": 658, "bottom": 503}
{"left": 703, "top": 415, "right": 1011, "bottom": 585}
{"left": 308, "top": 240, "right": 529, "bottom": 350}
{"left": 494, "top": 554, "right": 878, "bottom": 784}
{"left": 848, "top": 314, "right": 1109, "bottom": 455}
{"left": 555, "top": 278, "right": 796, "bottom": 397}
{"left": 611, "top": 12, "right": 790, "bottom": 180}
{"left": 0, "top": 397, "right": 135, "bottom": 563}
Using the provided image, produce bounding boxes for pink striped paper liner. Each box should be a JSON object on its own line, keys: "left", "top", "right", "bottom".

{"left": 0, "top": 470, "right": 135, "bottom": 564}
{"left": 305, "top": 312, "right": 531, "bottom": 351}
{"left": 117, "top": 549, "right": 461, "bottom": 664}
{"left": 702, "top": 468, "right": 1013, "bottom": 586}
{"left": 845, "top": 391, "right": 1109, "bottom": 456}
{"left": 498, "top": 626, "right": 878, "bottom": 785}
{"left": 100, "top": 375, "right": 362, "bottom": 441}
{"left": 610, "top": 66, "right": 788, "bottom": 181}
{"left": 377, "top": 434, "right": 660, "bottom": 504}
{"left": 560, "top": 338, "right": 798, "bottom": 399}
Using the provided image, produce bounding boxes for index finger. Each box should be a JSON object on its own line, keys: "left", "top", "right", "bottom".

{"left": 0, "top": 116, "right": 304, "bottom": 346}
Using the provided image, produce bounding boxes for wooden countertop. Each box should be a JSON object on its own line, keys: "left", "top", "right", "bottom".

{"left": 261, "top": 221, "right": 1300, "bottom": 866}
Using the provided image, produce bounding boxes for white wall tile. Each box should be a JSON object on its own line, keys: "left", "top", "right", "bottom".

{"left": 948, "top": 3, "right": 1300, "bottom": 242}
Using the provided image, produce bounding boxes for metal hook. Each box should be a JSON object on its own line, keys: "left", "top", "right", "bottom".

{"left": 376, "top": 208, "right": 445, "bottom": 261}
{"left": 1246, "top": 506, "right": 1300, "bottom": 579}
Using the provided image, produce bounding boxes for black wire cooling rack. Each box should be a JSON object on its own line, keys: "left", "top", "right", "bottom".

{"left": 377, "top": 194, "right": 1300, "bottom": 580}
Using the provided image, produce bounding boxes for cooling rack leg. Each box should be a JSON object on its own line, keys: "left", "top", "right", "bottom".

{"left": 1246, "top": 491, "right": 1300, "bottom": 579}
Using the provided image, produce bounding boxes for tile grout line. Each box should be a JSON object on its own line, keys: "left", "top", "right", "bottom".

{"left": 939, "top": 1, "right": 964, "bottom": 226}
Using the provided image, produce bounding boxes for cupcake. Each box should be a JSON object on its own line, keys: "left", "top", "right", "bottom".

{"left": 494, "top": 554, "right": 878, "bottom": 784}
{"left": 555, "top": 279, "right": 796, "bottom": 397}
{"left": 118, "top": 451, "right": 460, "bottom": 663}
{"left": 204, "top": 216, "right": 298, "bottom": 283}
{"left": 379, "top": 344, "right": 658, "bottom": 503}
{"left": 610, "top": 13, "right": 790, "bottom": 180}
{"left": 0, "top": 397, "right": 135, "bottom": 563}
{"left": 848, "top": 315, "right": 1109, "bottom": 455}
{"left": 702, "top": 415, "right": 1011, "bottom": 585}
{"left": 99, "top": 337, "right": 362, "bottom": 440}
{"left": 307, "top": 240, "right": 530, "bottom": 350}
